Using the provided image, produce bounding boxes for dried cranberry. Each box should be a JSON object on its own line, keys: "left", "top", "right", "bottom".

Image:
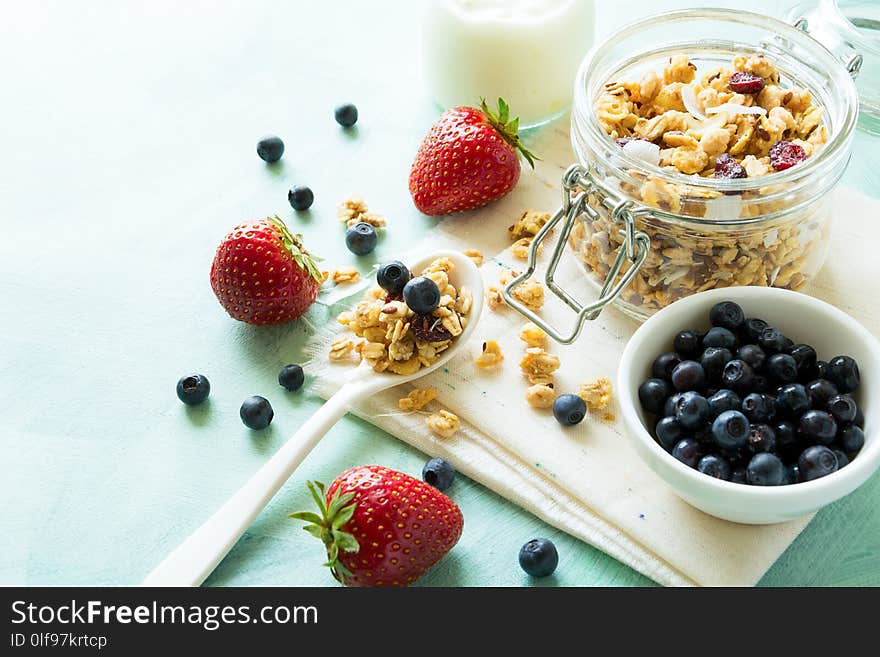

{"left": 411, "top": 314, "right": 453, "bottom": 343}
{"left": 714, "top": 153, "right": 747, "bottom": 179}
{"left": 769, "top": 141, "right": 807, "bottom": 171}
{"left": 615, "top": 137, "right": 649, "bottom": 148}
{"left": 729, "top": 71, "right": 765, "bottom": 94}
{"left": 384, "top": 292, "right": 403, "bottom": 303}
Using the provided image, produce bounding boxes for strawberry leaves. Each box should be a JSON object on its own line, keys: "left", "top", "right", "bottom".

{"left": 479, "top": 97, "right": 539, "bottom": 169}
{"left": 267, "top": 215, "right": 324, "bottom": 283}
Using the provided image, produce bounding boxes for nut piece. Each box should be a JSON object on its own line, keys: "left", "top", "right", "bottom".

{"left": 509, "top": 209, "right": 551, "bottom": 241}
{"left": 518, "top": 322, "right": 547, "bottom": 348}
{"left": 525, "top": 383, "right": 557, "bottom": 409}
{"left": 425, "top": 410, "right": 461, "bottom": 439}
{"left": 578, "top": 377, "right": 614, "bottom": 411}
{"left": 463, "top": 249, "right": 484, "bottom": 267}
{"left": 519, "top": 347, "right": 560, "bottom": 385}
{"left": 475, "top": 340, "right": 504, "bottom": 368}
{"left": 331, "top": 267, "right": 360, "bottom": 284}
{"left": 398, "top": 387, "right": 438, "bottom": 412}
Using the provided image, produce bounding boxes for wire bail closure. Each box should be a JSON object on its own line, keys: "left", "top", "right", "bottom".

{"left": 502, "top": 163, "right": 651, "bottom": 344}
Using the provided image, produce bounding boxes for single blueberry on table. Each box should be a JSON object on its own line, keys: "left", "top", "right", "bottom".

{"left": 703, "top": 326, "right": 736, "bottom": 350}
{"left": 345, "top": 222, "right": 378, "bottom": 256}
{"left": 722, "top": 359, "right": 755, "bottom": 393}
{"left": 240, "top": 395, "right": 274, "bottom": 430}
{"left": 838, "top": 424, "right": 865, "bottom": 455}
{"left": 176, "top": 374, "right": 211, "bottom": 405}
{"left": 655, "top": 416, "right": 684, "bottom": 451}
{"left": 697, "top": 454, "right": 731, "bottom": 480}
{"left": 553, "top": 393, "right": 587, "bottom": 426}
{"left": 422, "top": 457, "right": 456, "bottom": 491}
{"left": 747, "top": 423, "right": 777, "bottom": 454}
{"left": 798, "top": 409, "right": 837, "bottom": 445}
{"left": 737, "top": 344, "right": 766, "bottom": 371}
{"left": 741, "top": 392, "right": 776, "bottom": 423}
{"left": 278, "top": 364, "right": 305, "bottom": 392}
{"left": 746, "top": 452, "right": 785, "bottom": 486}
{"left": 826, "top": 395, "right": 858, "bottom": 424}
{"left": 798, "top": 445, "right": 839, "bottom": 481}
{"left": 652, "top": 352, "right": 682, "bottom": 381}
{"left": 708, "top": 389, "right": 741, "bottom": 418}
{"left": 776, "top": 383, "right": 810, "bottom": 417}
{"left": 671, "top": 360, "right": 706, "bottom": 392}
{"left": 403, "top": 276, "right": 441, "bottom": 314}
{"left": 256, "top": 135, "right": 284, "bottom": 163}
{"left": 518, "top": 538, "right": 558, "bottom": 578}
{"left": 701, "top": 347, "right": 732, "bottom": 384}
{"left": 288, "top": 185, "right": 314, "bottom": 211}
{"left": 709, "top": 301, "right": 745, "bottom": 331}
{"left": 674, "top": 330, "right": 703, "bottom": 358}
{"left": 638, "top": 378, "right": 670, "bottom": 415}
{"left": 675, "top": 391, "right": 711, "bottom": 430}
{"left": 376, "top": 261, "right": 412, "bottom": 295}
{"left": 806, "top": 379, "right": 839, "bottom": 409}
{"left": 672, "top": 438, "right": 702, "bottom": 468}
{"left": 766, "top": 353, "right": 798, "bottom": 384}
{"left": 334, "top": 103, "right": 359, "bottom": 127}
{"left": 711, "top": 409, "right": 750, "bottom": 450}
{"left": 827, "top": 356, "right": 860, "bottom": 393}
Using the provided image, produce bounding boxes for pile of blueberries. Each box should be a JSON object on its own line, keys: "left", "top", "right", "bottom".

{"left": 638, "top": 301, "right": 865, "bottom": 486}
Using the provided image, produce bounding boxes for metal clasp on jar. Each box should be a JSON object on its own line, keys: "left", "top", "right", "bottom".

{"left": 502, "top": 163, "right": 651, "bottom": 344}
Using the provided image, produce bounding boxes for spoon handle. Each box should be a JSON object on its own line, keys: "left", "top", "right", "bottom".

{"left": 141, "top": 382, "right": 363, "bottom": 586}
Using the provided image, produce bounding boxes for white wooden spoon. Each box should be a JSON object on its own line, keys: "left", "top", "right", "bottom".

{"left": 142, "top": 249, "right": 483, "bottom": 586}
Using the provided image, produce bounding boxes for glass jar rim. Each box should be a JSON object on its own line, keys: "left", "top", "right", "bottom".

{"left": 573, "top": 8, "right": 860, "bottom": 195}
{"left": 824, "top": 0, "right": 880, "bottom": 56}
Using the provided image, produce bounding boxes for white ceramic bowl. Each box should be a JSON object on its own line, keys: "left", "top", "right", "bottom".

{"left": 618, "top": 287, "right": 880, "bottom": 524}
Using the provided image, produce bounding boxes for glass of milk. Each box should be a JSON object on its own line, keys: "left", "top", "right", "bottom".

{"left": 422, "top": 0, "right": 596, "bottom": 128}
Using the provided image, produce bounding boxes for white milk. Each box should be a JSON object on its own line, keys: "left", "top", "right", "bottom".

{"left": 422, "top": 0, "right": 595, "bottom": 127}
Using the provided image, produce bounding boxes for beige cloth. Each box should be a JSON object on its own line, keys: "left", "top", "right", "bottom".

{"left": 309, "top": 121, "right": 880, "bottom": 586}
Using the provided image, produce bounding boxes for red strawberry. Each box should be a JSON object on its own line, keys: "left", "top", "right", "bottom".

{"left": 290, "top": 465, "right": 464, "bottom": 587}
{"left": 209, "top": 216, "right": 322, "bottom": 325}
{"left": 409, "top": 97, "right": 537, "bottom": 216}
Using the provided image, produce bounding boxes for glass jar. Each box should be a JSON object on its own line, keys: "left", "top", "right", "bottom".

{"left": 503, "top": 8, "right": 859, "bottom": 343}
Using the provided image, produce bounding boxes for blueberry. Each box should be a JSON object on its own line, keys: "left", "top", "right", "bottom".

{"left": 752, "top": 376, "right": 771, "bottom": 394}
{"left": 671, "top": 360, "right": 706, "bottom": 392}
{"left": 833, "top": 449, "right": 850, "bottom": 469}
{"left": 711, "top": 410, "right": 750, "bottom": 450}
{"left": 827, "top": 356, "right": 860, "bottom": 393}
{"left": 737, "top": 344, "right": 766, "bottom": 371}
{"left": 806, "top": 379, "right": 838, "bottom": 409}
{"left": 708, "top": 389, "right": 741, "bottom": 418}
{"left": 798, "top": 410, "right": 837, "bottom": 445}
{"left": 672, "top": 438, "right": 703, "bottom": 468}
{"left": 240, "top": 395, "right": 273, "bottom": 430}
{"left": 782, "top": 463, "right": 799, "bottom": 485}
{"left": 814, "top": 360, "right": 829, "bottom": 380}
{"left": 798, "top": 445, "right": 838, "bottom": 481}
{"left": 703, "top": 326, "right": 736, "bottom": 350}
{"left": 176, "top": 374, "right": 210, "bottom": 405}
{"left": 664, "top": 392, "right": 683, "bottom": 418}
{"left": 776, "top": 383, "right": 810, "bottom": 417}
{"left": 854, "top": 405, "right": 865, "bottom": 429}
{"left": 701, "top": 348, "right": 732, "bottom": 384}
{"left": 747, "top": 423, "right": 777, "bottom": 454}
{"left": 774, "top": 420, "right": 799, "bottom": 458}
{"left": 838, "top": 424, "right": 865, "bottom": 455}
{"left": 722, "top": 359, "right": 755, "bottom": 393}
{"left": 742, "top": 393, "right": 775, "bottom": 423}
{"left": 334, "top": 103, "right": 358, "bottom": 127}
{"left": 256, "top": 135, "right": 284, "bottom": 162}
{"left": 675, "top": 392, "right": 711, "bottom": 430}
{"left": 697, "top": 454, "right": 731, "bottom": 480}
{"left": 674, "top": 330, "right": 703, "bottom": 358}
{"left": 655, "top": 416, "right": 684, "bottom": 451}
{"left": 422, "top": 457, "right": 456, "bottom": 491}
{"left": 741, "top": 317, "right": 769, "bottom": 342}
{"left": 345, "top": 222, "right": 378, "bottom": 256}
{"left": 652, "top": 352, "right": 682, "bottom": 381}
{"left": 730, "top": 467, "right": 747, "bottom": 484}
{"left": 746, "top": 452, "right": 785, "bottom": 486}
{"left": 826, "top": 395, "right": 858, "bottom": 424}
{"left": 278, "top": 364, "right": 305, "bottom": 392}
{"left": 518, "top": 538, "right": 558, "bottom": 577}
{"left": 709, "top": 301, "right": 745, "bottom": 331}
{"left": 403, "top": 276, "right": 441, "bottom": 315}
{"left": 638, "top": 378, "right": 671, "bottom": 415}
{"left": 376, "top": 261, "right": 412, "bottom": 295}
{"left": 766, "top": 353, "right": 798, "bottom": 383}
{"left": 758, "top": 326, "right": 787, "bottom": 353}
{"left": 553, "top": 393, "right": 586, "bottom": 426}
{"left": 288, "top": 185, "right": 314, "bottom": 211}
{"left": 789, "top": 344, "right": 817, "bottom": 379}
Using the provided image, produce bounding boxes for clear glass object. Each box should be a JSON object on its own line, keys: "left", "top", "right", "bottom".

{"left": 421, "top": 0, "right": 595, "bottom": 129}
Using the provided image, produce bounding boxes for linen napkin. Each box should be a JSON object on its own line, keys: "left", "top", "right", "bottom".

{"left": 306, "top": 120, "right": 879, "bottom": 586}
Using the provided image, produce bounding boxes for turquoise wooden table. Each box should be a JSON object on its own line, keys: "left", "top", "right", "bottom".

{"left": 2, "top": 0, "right": 878, "bottom": 587}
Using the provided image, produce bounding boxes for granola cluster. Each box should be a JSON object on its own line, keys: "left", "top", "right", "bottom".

{"left": 336, "top": 195, "right": 387, "bottom": 228}
{"left": 486, "top": 268, "right": 545, "bottom": 312}
{"left": 578, "top": 53, "right": 832, "bottom": 315}
{"left": 333, "top": 256, "right": 472, "bottom": 375}
{"left": 508, "top": 209, "right": 552, "bottom": 260}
